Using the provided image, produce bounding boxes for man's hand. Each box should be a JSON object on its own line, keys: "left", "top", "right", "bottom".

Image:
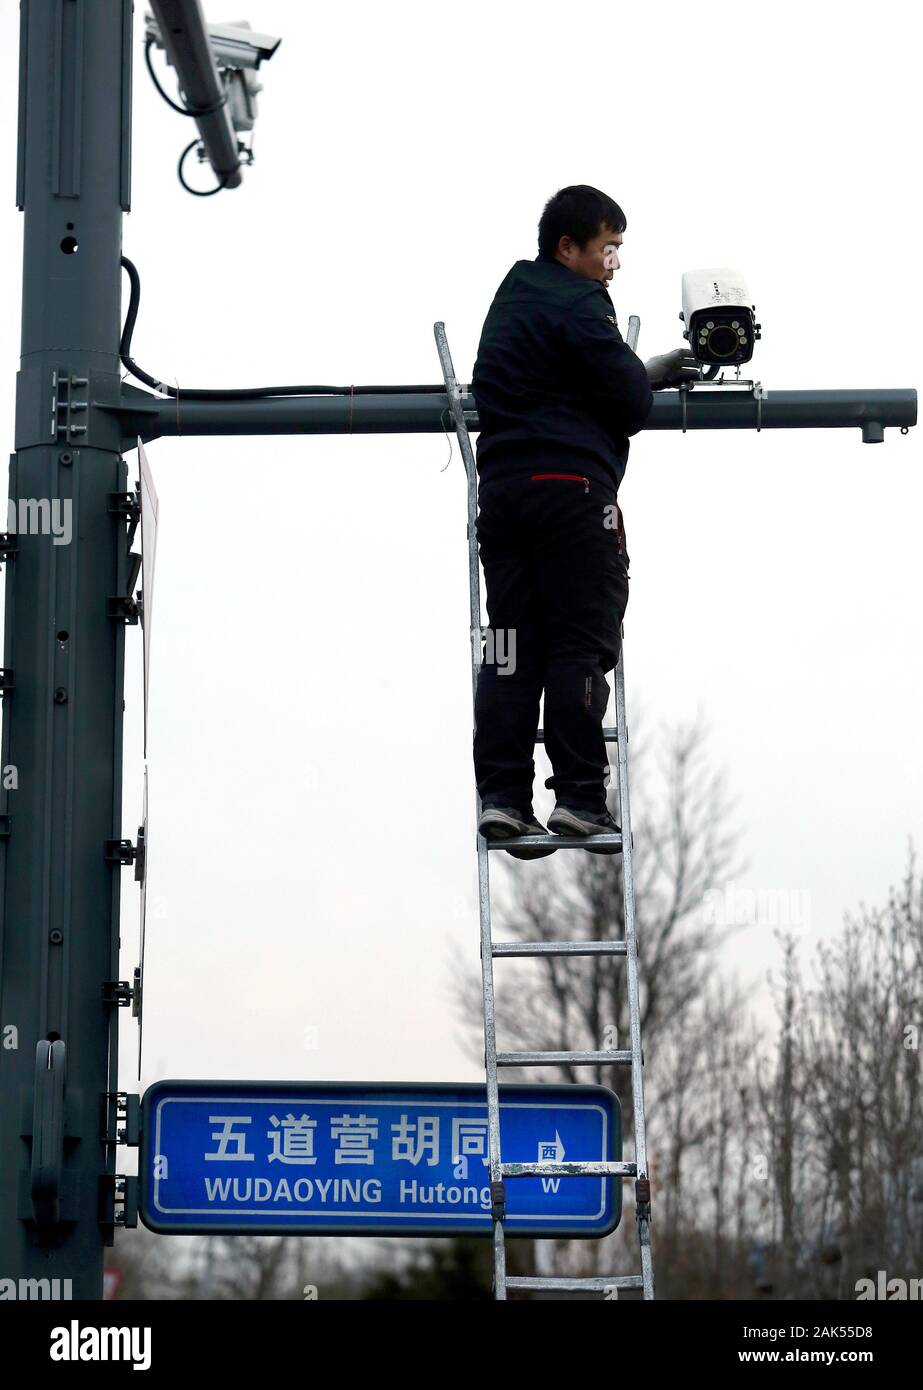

{"left": 644, "top": 348, "right": 702, "bottom": 390}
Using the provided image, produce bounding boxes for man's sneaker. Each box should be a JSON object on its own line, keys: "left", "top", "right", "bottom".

{"left": 477, "top": 805, "right": 557, "bottom": 859}
{"left": 547, "top": 804, "right": 622, "bottom": 855}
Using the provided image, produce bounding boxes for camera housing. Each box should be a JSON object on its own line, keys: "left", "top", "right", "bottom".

{"left": 144, "top": 14, "right": 280, "bottom": 135}
{"left": 680, "top": 268, "right": 761, "bottom": 367}
{"left": 203, "top": 21, "right": 282, "bottom": 70}
{"left": 145, "top": 14, "right": 281, "bottom": 69}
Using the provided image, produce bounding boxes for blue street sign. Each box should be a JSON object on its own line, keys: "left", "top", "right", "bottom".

{"left": 140, "top": 1080, "right": 622, "bottom": 1237}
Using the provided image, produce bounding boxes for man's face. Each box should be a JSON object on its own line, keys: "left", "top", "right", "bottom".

{"left": 555, "top": 224, "right": 623, "bottom": 286}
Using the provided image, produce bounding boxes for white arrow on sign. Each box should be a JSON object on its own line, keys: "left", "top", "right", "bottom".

{"left": 537, "top": 1130, "right": 565, "bottom": 1163}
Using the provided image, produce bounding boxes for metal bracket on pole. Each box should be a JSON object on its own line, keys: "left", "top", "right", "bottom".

{"left": 98, "top": 1174, "right": 139, "bottom": 1231}
{"left": 109, "top": 489, "right": 141, "bottom": 530}
{"left": 0, "top": 670, "right": 15, "bottom": 696}
{"left": 31, "top": 1040, "right": 66, "bottom": 1231}
{"left": 102, "top": 1092, "right": 141, "bottom": 1148}
{"left": 107, "top": 491, "right": 140, "bottom": 514}
{"left": 0, "top": 534, "right": 18, "bottom": 565}
{"left": 635, "top": 1174, "right": 652, "bottom": 1225}
{"left": 107, "top": 595, "right": 140, "bottom": 625}
{"left": 102, "top": 980, "right": 135, "bottom": 1008}
{"left": 104, "top": 838, "right": 137, "bottom": 867}
{"left": 51, "top": 370, "right": 90, "bottom": 443}
{"left": 490, "top": 1179, "right": 506, "bottom": 1222}
{"left": 134, "top": 824, "right": 146, "bottom": 884}
{"left": 680, "top": 377, "right": 766, "bottom": 433}
{"left": 108, "top": 491, "right": 142, "bottom": 621}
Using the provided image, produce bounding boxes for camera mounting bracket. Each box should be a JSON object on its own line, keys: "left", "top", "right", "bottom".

{"left": 679, "top": 375, "right": 766, "bottom": 432}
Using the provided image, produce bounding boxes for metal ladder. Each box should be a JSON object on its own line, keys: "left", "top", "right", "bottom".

{"left": 434, "top": 320, "right": 654, "bottom": 1301}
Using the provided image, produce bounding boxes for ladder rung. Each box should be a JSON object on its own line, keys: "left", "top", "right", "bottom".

{"left": 502, "top": 1161, "right": 636, "bottom": 1178}
{"left": 506, "top": 1275, "right": 644, "bottom": 1294}
{"left": 492, "top": 940, "right": 627, "bottom": 958}
{"left": 536, "top": 727, "right": 619, "bottom": 743}
{"left": 484, "top": 833, "right": 622, "bottom": 852}
{"left": 496, "top": 1050, "right": 633, "bottom": 1067}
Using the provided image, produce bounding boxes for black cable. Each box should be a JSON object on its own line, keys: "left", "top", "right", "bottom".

{"left": 145, "top": 36, "right": 233, "bottom": 197}
{"left": 177, "top": 139, "right": 232, "bottom": 198}
{"left": 144, "top": 37, "right": 228, "bottom": 119}
{"left": 119, "top": 255, "right": 448, "bottom": 400}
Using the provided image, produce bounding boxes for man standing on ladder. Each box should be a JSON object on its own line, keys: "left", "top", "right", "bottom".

{"left": 470, "top": 185, "right": 699, "bottom": 858}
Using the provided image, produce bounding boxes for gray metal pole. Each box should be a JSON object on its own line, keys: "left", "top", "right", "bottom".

{"left": 0, "top": 0, "right": 135, "bottom": 1297}
{"left": 102, "top": 384, "right": 917, "bottom": 448}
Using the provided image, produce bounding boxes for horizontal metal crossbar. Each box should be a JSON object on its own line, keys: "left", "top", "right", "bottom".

{"left": 492, "top": 940, "right": 627, "bottom": 958}
{"left": 142, "top": 388, "right": 919, "bottom": 446}
{"left": 496, "top": 1050, "right": 633, "bottom": 1067}
{"left": 502, "top": 1161, "right": 636, "bottom": 1178}
{"left": 506, "top": 1275, "right": 645, "bottom": 1293}
{"left": 536, "top": 727, "right": 619, "bottom": 743}
{"left": 484, "top": 833, "right": 622, "bottom": 852}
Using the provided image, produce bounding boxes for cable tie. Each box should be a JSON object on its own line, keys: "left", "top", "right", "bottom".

{"left": 183, "top": 92, "right": 228, "bottom": 118}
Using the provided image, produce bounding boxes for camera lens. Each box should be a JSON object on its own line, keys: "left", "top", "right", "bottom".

{"left": 708, "top": 324, "right": 740, "bottom": 358}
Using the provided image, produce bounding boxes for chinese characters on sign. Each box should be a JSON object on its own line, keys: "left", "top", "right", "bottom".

{"left": 203, "top": 1111, "right": 488, "bottom": 1169}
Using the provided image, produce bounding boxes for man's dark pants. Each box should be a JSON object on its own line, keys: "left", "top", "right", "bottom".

{"left": 474, "top": 469, "right": 629, "bottom": 817}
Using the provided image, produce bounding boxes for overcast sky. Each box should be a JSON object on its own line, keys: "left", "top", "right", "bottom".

{"left": 0, "top": 0, "right": 920, "bottom": 1103}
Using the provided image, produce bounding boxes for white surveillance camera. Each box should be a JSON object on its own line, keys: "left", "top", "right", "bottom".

{"left": 679, "top": 268, "right": 761, "bottom": 366}
{"left": 204, "top": 21, "right": 282, "bottom": 70}
{"left": 144, "top": 16, "right": 281, "bottom": 71}
{"left": 144, "top": 14, "right": 280, "bottom": 135}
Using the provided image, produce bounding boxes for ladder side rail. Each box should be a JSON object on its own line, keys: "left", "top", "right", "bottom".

{"left": 614, "top": 646, "right": 654, "bottom": 1299}
{"left": 617, "top": 314, "right": 655, "bottom": 1300}
{"left": 433, "top": 323, "right": 508, "bottom": 1298}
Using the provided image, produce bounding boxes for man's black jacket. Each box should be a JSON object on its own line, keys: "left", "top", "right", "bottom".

{"left": 470, "top": 252, "right": 653, "bottom": 493}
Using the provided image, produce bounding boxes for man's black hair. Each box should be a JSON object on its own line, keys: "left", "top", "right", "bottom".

{"left": 537, "top": 185, "right": 627, "bottom": 259}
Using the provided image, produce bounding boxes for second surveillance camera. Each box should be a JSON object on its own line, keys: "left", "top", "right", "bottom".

{"left": 144, "top": 15, "right": 281, "bottom": 70}
{"left": 679, "top": 268, "right": 761, "bottom": 366}
{"left": 205, "top": 21, "right": 282, "bottom": 70}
